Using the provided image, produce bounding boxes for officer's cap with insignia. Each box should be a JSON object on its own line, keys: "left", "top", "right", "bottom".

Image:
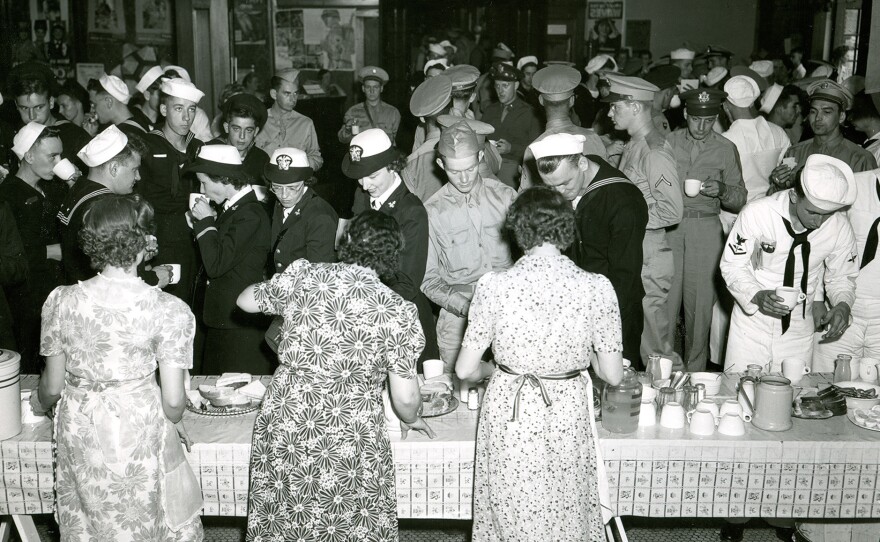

{"left": 701, "top": 45, "right": 733, "bottom": 59}
{"left": 182, "top": 144, "right": 251, "bottom": 182}
{"left": 264, "top": 147, "right": 313, "bottom": 185}
{"left": 807, "top": 79, "right": 853, "bottom": 111}
{"left": 601, "top": 74, "right": 659, "bottom": 103}
{"left": 445, "top": 64, "right": 480, "bottom": 91}
{"left": 681, "top": 88, "right": 727, "bottom": 116}
{"left": 438, "top": 121, "right": 481, "bottom": 160}
{"left": 490, "top": 62, "right": 521, "bottom": 82}
{"left": 532, "top": 65, "right": 581, "bottom": 101}
{"left": 342, "top": 128, "right": 398, "bottom": 179}
{"left": 358, "top": 66, "right": 389, "bottom": 85}
{"left": 643, "top": 65, "right": 681, "bottom": 91}
{"left": 410, "top": 74, "right": 452, "bottom": 117}
{"left": 800, "top": 154, "right": 856, "bottom": 212}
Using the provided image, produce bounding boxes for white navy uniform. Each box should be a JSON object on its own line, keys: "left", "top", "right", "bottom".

{"left": 812, "top": 170, "right": 880, "bottom": 372}
{"left": 720, "top": 190, "right": 858, "bottom": 372}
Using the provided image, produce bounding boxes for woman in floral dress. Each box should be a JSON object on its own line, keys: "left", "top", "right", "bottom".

{"left": 456, "top": 187, "right": 625, "bottom": 541}
{"left": 237, "top": 211, "right": 433, "bottom": 542}
{"left": 31, "top": 195, "right": 203, "bottom": 541}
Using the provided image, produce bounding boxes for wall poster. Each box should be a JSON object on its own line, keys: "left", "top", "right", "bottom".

{"left": 26, "top": 1, "right": 72, "bottom": 79}
{"left": 134, "top": 0, "right": 173, "bottom": 43}
{"left": 274, "top": 7, "right": 356, "bottom": 71}
{"left": 585, "top": 0, "right": 625, "bottom": 58}
{"left": 87, "top": 0, "right": 127, "bottom": 37}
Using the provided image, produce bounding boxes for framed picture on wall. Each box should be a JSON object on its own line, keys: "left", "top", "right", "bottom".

{"left": 87, "top": 0, "right": 126, "bottom": 36}
{"left": 135, "top": 0, "right": 173, "bottom": 42}
{"left": 585, "top": 0, "right": 625, "bottom": 57}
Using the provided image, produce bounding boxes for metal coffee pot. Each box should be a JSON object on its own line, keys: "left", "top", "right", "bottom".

{"left": 749, "top": 375, "right": 793, "bottom": 432}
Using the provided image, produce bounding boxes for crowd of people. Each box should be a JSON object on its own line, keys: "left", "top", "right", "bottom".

{"left": 4, "top": 25, "right": 879, "bottom": 542}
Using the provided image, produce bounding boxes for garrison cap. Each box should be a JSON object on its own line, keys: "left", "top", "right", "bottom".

{"left": 490, "top": 63, "right": 521, "bottom": 82}
{"left": 359, "top": 66, "right": 389, "bottom": 84}
{"left": 409, "top": 75, "right": 452, "bottom": 117}
{"left": 601, "top": 74, "right": 659, "bottom": 102}
{"left": 682, "top": 88, "right": 727, "bottom": 116}
{"left": 436, "top": 115, "right": 494, "bottom": 144}
{"left": 444, "top": 64, "right": 480, "bottom": 91}
{"left": 492, "top": 43, "right": 514, "bottom": 61}
{"left": 532, "top": 65, "right": 581, "bottom": 100}
{"left": 643, "top": 65, "right": 681, "bottom": 90}
{"left": 808, "top": 79, "right": 853, "bottom": 111}
{"left": 438, "top": 121, "right": 480, "bottom": 159}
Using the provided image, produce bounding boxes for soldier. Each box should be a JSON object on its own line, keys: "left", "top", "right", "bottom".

{"left": 666, "top": 88, "right": 746, "bottom": 370}
{"left": 403, "top": 74, "right": 453, "bottom": 202}
{"left": 338, "top": 66, "right": 401, "bottom": 144}
{"left": 605, "top": 74, "right": 684, "bottom": 369}
{"left": 255, "top": 69, "right": 322, "bottom": 171}
{"left": 422, "top": 121, "right": 516, "bottom": 373}
{"left": 481, "top": 62, "right": 542, "bottom": 189}
{"left": 520, "top": 65, "right": 606, "bottom": 190}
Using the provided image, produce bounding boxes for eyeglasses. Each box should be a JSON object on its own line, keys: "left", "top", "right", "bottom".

{"left": 269, "top": 184, "right": 302, "bottom": 196}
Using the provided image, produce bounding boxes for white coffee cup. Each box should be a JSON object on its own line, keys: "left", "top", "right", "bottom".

{"left": 718, "top": 412, "right": 746, "bottom": 436}
{"left": 775, "top": 286, "right": 806, "bottom": 310}
{"left": 781, "top": 157, "right": 797, "bottom": 169}
{"left": 53, "top": 158, "right": 77, "bottom": 181}
{"left": 659, "top": 401, "right": 686, "bottom": 429}
{"left": 688, "top": 407, "right": 716, "bottom": 436}
{"left": 696, "top": 398, "right": 719, "bottom": 419}
{"left": 351, "top": 124, "right": 360, "bottom": 135}
{"left": 720, "top": 399, "right": 752, "bottom": 422}
{"left": 638, "top": 400, "right": 657, "bottom": 427}
{"left": 684, "top": 178, "right": 704, "bottom": 197}
{"left": 781, "top": 358, "right": 811, "bottom": 385}
{"left": 189, "top": 193, "right": 207, "bottom": 209}
{"left": 166, "top": 263, "right": 181, "bottom": 285}
{"left": 658, "top": 357, "right": 673, "bottom": 380}
{"left": 423, "top": 359, "right": 444, "bottom": 380}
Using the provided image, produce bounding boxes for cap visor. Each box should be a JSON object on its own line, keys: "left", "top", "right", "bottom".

{"left": 182, "top": 161, "right": 252, "bottom": 182}
{"left": 264, "top": 166, "right": 313, "bottom": 185}
{"left": 341, "top": 147, "right": 398, "bottom": 179}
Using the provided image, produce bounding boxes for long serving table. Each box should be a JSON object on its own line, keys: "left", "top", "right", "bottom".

{"left": 2, "top": 373, "right": 880, "bottom": 535}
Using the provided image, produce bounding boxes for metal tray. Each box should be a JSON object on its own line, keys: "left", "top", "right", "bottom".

{"left": 422, "top": 395, "right": 460, "bottom": 418}
{"left": 186, "top": 399, "right": 262, "bottom": 417}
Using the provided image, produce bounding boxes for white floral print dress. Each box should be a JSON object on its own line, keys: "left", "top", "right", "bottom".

{"left": 40, "top": 277, "right": 203, "bottom": 542}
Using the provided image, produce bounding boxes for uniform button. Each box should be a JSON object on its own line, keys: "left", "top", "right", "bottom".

{"left": 275, "top": 249, "right": 280, "bottom": 253}
{"left": 276, "top": 263, "right": 282, "bottom": 268}
{"left": 206, "top": 280, "right": 211, "bottom": 285}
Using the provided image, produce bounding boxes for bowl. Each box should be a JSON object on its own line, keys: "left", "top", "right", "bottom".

{"left": 833, "top": 381, "right": 880, "bottom": 410}
{"left": 689, "top": 372, "right": 723, "bottom": 396}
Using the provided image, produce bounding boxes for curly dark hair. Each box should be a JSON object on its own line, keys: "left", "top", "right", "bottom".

{"left": 505, "top": 186, "right": 575, "bottom": 251}
{"left": 80, "top": 194, "right": 156, "bottom": 271}
{"left": 337, "top": 210, "right": 403, "bottom": 281}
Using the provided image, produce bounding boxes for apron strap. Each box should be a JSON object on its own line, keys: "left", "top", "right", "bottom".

{"left": 496, "top": 363, "right": 582, "bottom": 422}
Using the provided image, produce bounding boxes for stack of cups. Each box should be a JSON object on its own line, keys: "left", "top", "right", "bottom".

{"left": 0, "top": 350, "right": 22, "bottom": 440}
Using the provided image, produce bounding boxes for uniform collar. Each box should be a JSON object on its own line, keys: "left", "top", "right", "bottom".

{"left": 446, "top": 177, "right": 483, "bottom": 205}
{"left": 223, "top": 185, "right": 253, "bottom": 211}
{"left": 545, "top": 117, "right": 575, "bottom": 131}
{"left": 371, "top": 173, "right": 402, "bottom": 209}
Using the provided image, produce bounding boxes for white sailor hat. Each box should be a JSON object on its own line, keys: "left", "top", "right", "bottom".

{"left": 99, "top": 74, "right": 131, "bottom": 104}
{"left": 749, "top": 60, "right": 774, "bottom": 79}
{"left": 724, "top": 75, "right": 760, "bottom": 108}
{"left": 702, "top": 67, "right": 728, "bottom": 87}
{"left": 529, "top": 133, "right": 586, "bottom": 160}
{"left": 428, "top": 43, "right": 447, "bottom": 56}
{"left": 160, "top": 78, "right": 205, "bottom": 103}
{"left": 438, "top": 40, "right": 457, "bottom": 53}
{"left": 760, "top": 83, "right": 784, "bottom": 114}
{"left": 12, "top": 122, "right": 47, "bottom": 159}
{"left": 77, "top": 125, "right": 128, "bottom": 168}
{"left": 670, "top": 48, "right": 695, "bottom": 61}
{"left": 136, "top": 65, "right": 165, "bottom": 94}
{"left": 585, "top": 54, "right": 617, "bottom": 75}
{"left": 801, "top": 154, "right": 856, "bottom": 212}
{"left": 423, "top": 58, "right": 449, "bottom": 75}
{"left": 163, "top": 65, "right": 191, "bottom": 82}
{"left": 517, "top": 56, "right": 539, "bottom": 71}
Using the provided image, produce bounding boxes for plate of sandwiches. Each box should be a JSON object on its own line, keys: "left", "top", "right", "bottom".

{"left": 186, "top": 373, "right": 267, "bottom": 416}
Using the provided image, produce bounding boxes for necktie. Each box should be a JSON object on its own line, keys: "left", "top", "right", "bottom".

{"left": 862, "top": 138, "right": 877, "bottom": 149}
{"left": 371, "top": 199, "right": 381, "bottom": 210}
{"left": 861, "top": 179, "right": 880, "bottom": 269}
{"left": 500, "top": 103, "right": 512, "bottom": 123}
{"left": 781, "top": 218, "right": 813, "bottom": 334}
